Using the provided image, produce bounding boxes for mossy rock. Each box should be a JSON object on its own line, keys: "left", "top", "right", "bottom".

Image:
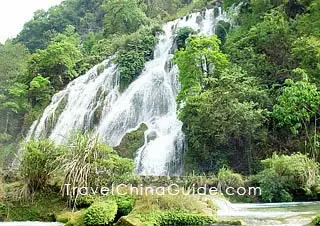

{"left": 115, "top": 216, "right": 144, "bottom": 226}
{"left": 114, "top": 123, "right": 148, "bottom": 159}
{"left": 56, "top": 210, "right": 85, "bottom": 226}
{"left": 216, "top": 220, "right": 247, "bottom": 225}
{"left": 84, "top": 200, "right": 118, "bottom": 226}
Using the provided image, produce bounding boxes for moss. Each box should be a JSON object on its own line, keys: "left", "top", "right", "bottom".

{"left": 96, "top": 63, "right": 105, "bottom": 75}
{"left": 114, "top": 123, "right": 148, "bottom": 159}
{"left": 121, "top": 211, "right": 216, "bottom": 226}
{"left": 84, "top": 200, "right": 118, "bottom": 226}
{"left": 6, "top": 190, "right": 69, "bottom": 221}
{"left": 115, "top": 193, "right": 217, "bottom": 226}
{"left": 56, "top": 210, "right": 85, "bottom": 226}
{"left": 115, "top": 216, "right": 144, "bottom": 226}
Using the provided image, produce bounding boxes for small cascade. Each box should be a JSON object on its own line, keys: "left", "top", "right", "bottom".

{"left": 26, "top": 7, "right": 230, "bottom": 176}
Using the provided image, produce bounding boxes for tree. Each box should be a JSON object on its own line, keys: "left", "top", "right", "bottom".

{"left": 272, "top": 69, "right": 320, "bottom": 159}
{"left": 174, "top": 35, "right": 230, "bottom": 103}
{"left": 103, "top": 0, "right": 149, "bottom": 35}
{"left": 175, "top": 36, "right": 268, "bottom": 173}
{"left": 28, "top": 26, "right": 82, "bottom": 89}
{"left": 291, "top": 36, "right": 320, "bottom": 81}
{"left": 0, "top": 41, "right": 29, "bottom": 143}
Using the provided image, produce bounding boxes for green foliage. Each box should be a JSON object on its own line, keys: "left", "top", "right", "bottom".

{"left": 179, "top": 66, "right": 268, "bottom": 172}
{"left": 175, "top": 27, "right": 196, "bottom": 50}
{"left": 115, "top": 195, "right": 136, "bottom": 216}
{"left": 0, "top": 41, "right": 29, "bottom": 146}
{"left": 174, "top": 35, "right": 230, "bottom": 102}
{"left": 60, "top": 132, "right": 134, "bottom": 203}
{"left": 254, "top": 153, "right": 320, "bottom": 202}
{"left": 28, "top": 25, "right": 82, "bottom": 89}
{"left": 157, "top": 211, "right": 215, "bottom": 225}
{"left": 56, "top": 210, "right": 85, "bottom": 226}
{"left": 216, "top": 21, "right": 231, "bottom": 45}
{"left": 29, "top": 75, "right": 52, "bottom": 105}
{"left": 296, "top": 1, "right": 320, "bottom": 36}
{"left": 84, "top": 200, "right": 118, "bottom": 226}
{"left": 313, "top": 215, "right": 320, "bottom": 226}
{"left": 103, "top": 0, "right": 149, "bottom": 35}
{"left": 116, "top": 27, "right": 158, "bottom": 91}
{"left": 272, "top": 71, "right": 320, "bottom": 159}
{"left": 15, "top": 0, "right": 105, "bottom": 52}
{"left": 217, "top": 167, "right": 244, "bottom": 188}
{"left": 19, "top": 139, "right": 61, "bottom": 198}
{"left": 273, "top": 72, "right": 320, "bottom": 134}
{"left": 6, "top": 191, "right": 67, "bottom": 221}
{"left": 291, "top": 36, "right": 320, "bottom": 80}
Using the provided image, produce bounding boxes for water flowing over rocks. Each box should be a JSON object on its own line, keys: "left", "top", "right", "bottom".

{"left": 26, "top": 8, "right": 230, "bottom": 176}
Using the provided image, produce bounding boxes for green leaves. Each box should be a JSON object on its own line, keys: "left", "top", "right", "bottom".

{"left": 272, "top": 71, "right": 320, "bottom": 134}
{"left": 174, "top": 35, "right": 230, "bottom": 103}
{"left": 115, "top": 27, "right": 158, "bottom": 91}
{"left": 255, "top": 153, "right": 320, "bottom": 202}
{"left": 28, "top": 25, "right": 82, "bottom": 89}
{"left": 103, "top": 0, "right": 149, "bottom": 35}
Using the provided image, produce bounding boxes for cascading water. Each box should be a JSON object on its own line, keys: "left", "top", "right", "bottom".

{"left": 27, "top": 7, "right": 230, "bottom": 176}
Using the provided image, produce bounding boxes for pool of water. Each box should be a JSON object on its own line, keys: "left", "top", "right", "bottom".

{"left": 215, "top": 197, "right": 320, "bottom": 226}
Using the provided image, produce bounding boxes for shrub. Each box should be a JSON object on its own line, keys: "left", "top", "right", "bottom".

{"left": 84, "top": 200, "right": 118, "bottom": 226}
{"left": 217, "top": 167, "right": 244, "bottom": 189}
{"left": 254, "top": 153, "right": 320, "bottom": 202}
{"left": 312, "top": 215, "right": 320, "bottom": 225}
{"left": 132, "top": 211, "right": 215, "bottom": 226}
{"left": 0, "top": 202, "right": 7, "bottom": 220}
{"left": 19, "top": 139, "right": 60, "bottom": 198}
{"left": 59, "top": 132, "right": 134, "bottom": 205}
{"left": 115, "top": 195, "right": 136, "bottom": 216}
{"left": 158, "top": 212, "right": 215, "bottom": 225}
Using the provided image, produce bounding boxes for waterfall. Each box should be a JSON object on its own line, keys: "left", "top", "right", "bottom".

{"left": 27, "top": 8, "right": 229, "bottom": 176}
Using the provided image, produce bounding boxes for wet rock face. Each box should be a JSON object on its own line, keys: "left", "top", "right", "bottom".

{"left": 164, "top": 59, "right": 173, "bottom": 73}
{"left": 196, "top": 15, "right": 203, "bottom": 24}
{"left": 147, "top": 131, "right": 158, "bottom": 143}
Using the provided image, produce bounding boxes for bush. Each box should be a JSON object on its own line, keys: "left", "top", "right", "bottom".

{"left": 84, "top": 200, "right": 118, "bottom": 226}
{"left": 158, "top": 211, "right": 215, "bottom": 225}
{"left": 254, "top": 153, "right": 320, "bottom": 202}
{"left": 19, "top": 139, "right": 60, "bottom": 198}
{"left": 115, "top": 195, "right": 136, "bottom": 216}
{"left": 59, "top": 132, "right": 134, "bottom": 204}
{"left": 0, "top": 202, "right": 7, "bottom": 220}
{"left": 131, "top": 211, "right": 215, "bottom": 226}
{"left": 312, "top": 215, "right": 320, "bottom": 225}
{"left": 218, "top": 167, "right": 244, "bottom": 189}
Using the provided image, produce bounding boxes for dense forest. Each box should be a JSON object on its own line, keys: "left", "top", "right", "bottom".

{"left": 0, "top": 0, "right": 320, "bottom": 224}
